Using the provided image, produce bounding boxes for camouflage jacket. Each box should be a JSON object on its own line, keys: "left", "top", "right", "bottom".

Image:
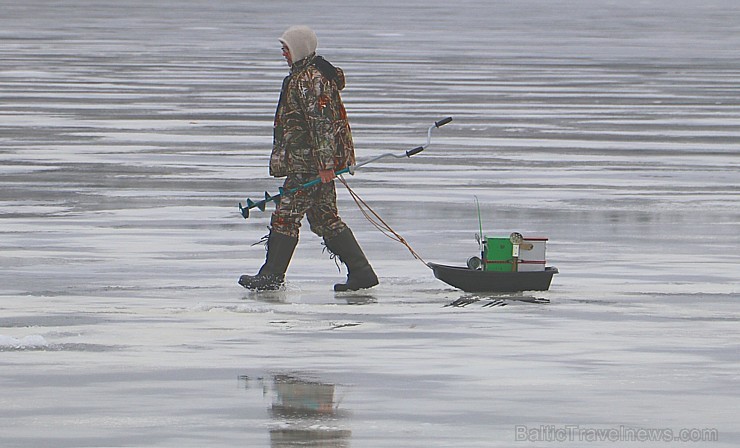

{"left": 270, "top": 54, "right": 355, "bottom": 177}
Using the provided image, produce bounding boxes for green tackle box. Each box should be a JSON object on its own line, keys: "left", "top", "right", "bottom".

{"left": 483, "top": 237, "right": 515, "bottom": 272}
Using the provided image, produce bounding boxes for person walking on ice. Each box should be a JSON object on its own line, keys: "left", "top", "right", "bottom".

{"left": 239, "top": 26, "right": 379, "bottom": 292}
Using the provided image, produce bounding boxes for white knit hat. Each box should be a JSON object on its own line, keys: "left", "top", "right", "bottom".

{"left": 279, "top": 26, "right": 318, "bottom": 63}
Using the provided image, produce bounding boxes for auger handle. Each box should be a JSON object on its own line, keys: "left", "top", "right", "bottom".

{"left": 435, "top": 117, "right": 453, "bottom": 127}
{"left": 406, "top": 146, "right": 424, "bottom": 157}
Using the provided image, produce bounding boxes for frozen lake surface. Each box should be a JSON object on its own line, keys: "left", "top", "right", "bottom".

{"left": 1, "top": 1, "right": 739, "bottom": 446}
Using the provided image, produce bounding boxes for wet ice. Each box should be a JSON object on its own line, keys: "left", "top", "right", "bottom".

{"left": 1, "top": 0, "right": 739, "bottom": 447}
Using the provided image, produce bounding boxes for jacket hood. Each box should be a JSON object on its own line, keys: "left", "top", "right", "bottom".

{"left": 279, "top": 26, "right": 317, "bottom": 63}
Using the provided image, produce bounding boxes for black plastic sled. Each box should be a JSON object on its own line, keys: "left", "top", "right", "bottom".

{"left": 429, "top": 263, "right": 559, "bottom": 293}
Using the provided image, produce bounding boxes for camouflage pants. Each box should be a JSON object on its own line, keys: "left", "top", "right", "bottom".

{"left": 270, "top": 173, "right": 348, "bottom": 240}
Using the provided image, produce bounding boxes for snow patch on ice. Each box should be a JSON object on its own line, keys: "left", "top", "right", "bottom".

{"left": 186, "top": 303, "right": 274, "bottom": 314}
{"left": 0, "top": 334, "right": 49, "bottom": 349}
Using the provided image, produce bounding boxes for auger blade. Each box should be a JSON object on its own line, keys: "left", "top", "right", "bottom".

{"left": 238, "top": 203, "right": 250, "bottom": 218}
{"left": 246, "top": 197, "right": 265, "bottom": 213}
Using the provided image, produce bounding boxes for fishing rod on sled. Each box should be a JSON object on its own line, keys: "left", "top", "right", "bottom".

{"left": 238, "top": 116, "right": 452, "bottom": 219}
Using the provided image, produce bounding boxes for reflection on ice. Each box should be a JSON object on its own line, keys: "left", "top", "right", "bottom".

{"left": 444, "top": 294, "right": 551, "bottom": 308}
{"left": 241, "top": 283, "right": 379, "bottom": 305}
{"left": 334, "top": 292, "right": 378, "bottom": 306}
{"left": 270, "top": 376, "right": 351, "bottom": 448}
{"left": 271, "top": 375, "right": 347, "bottom": 418}
{"left": 241, "top": 374, "right": 351, "bottom": 448}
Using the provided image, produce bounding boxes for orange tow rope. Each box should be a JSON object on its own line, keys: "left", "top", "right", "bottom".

{"left": 338, "top": 176, "right": 429, "bottom": 267}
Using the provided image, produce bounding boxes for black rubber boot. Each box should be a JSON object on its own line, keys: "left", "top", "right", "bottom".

{"left": 239, "top": 231, "right": 298, "bottom": 290}
{"left": 324, "top": 228, "right": 378, "bottom": 292}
